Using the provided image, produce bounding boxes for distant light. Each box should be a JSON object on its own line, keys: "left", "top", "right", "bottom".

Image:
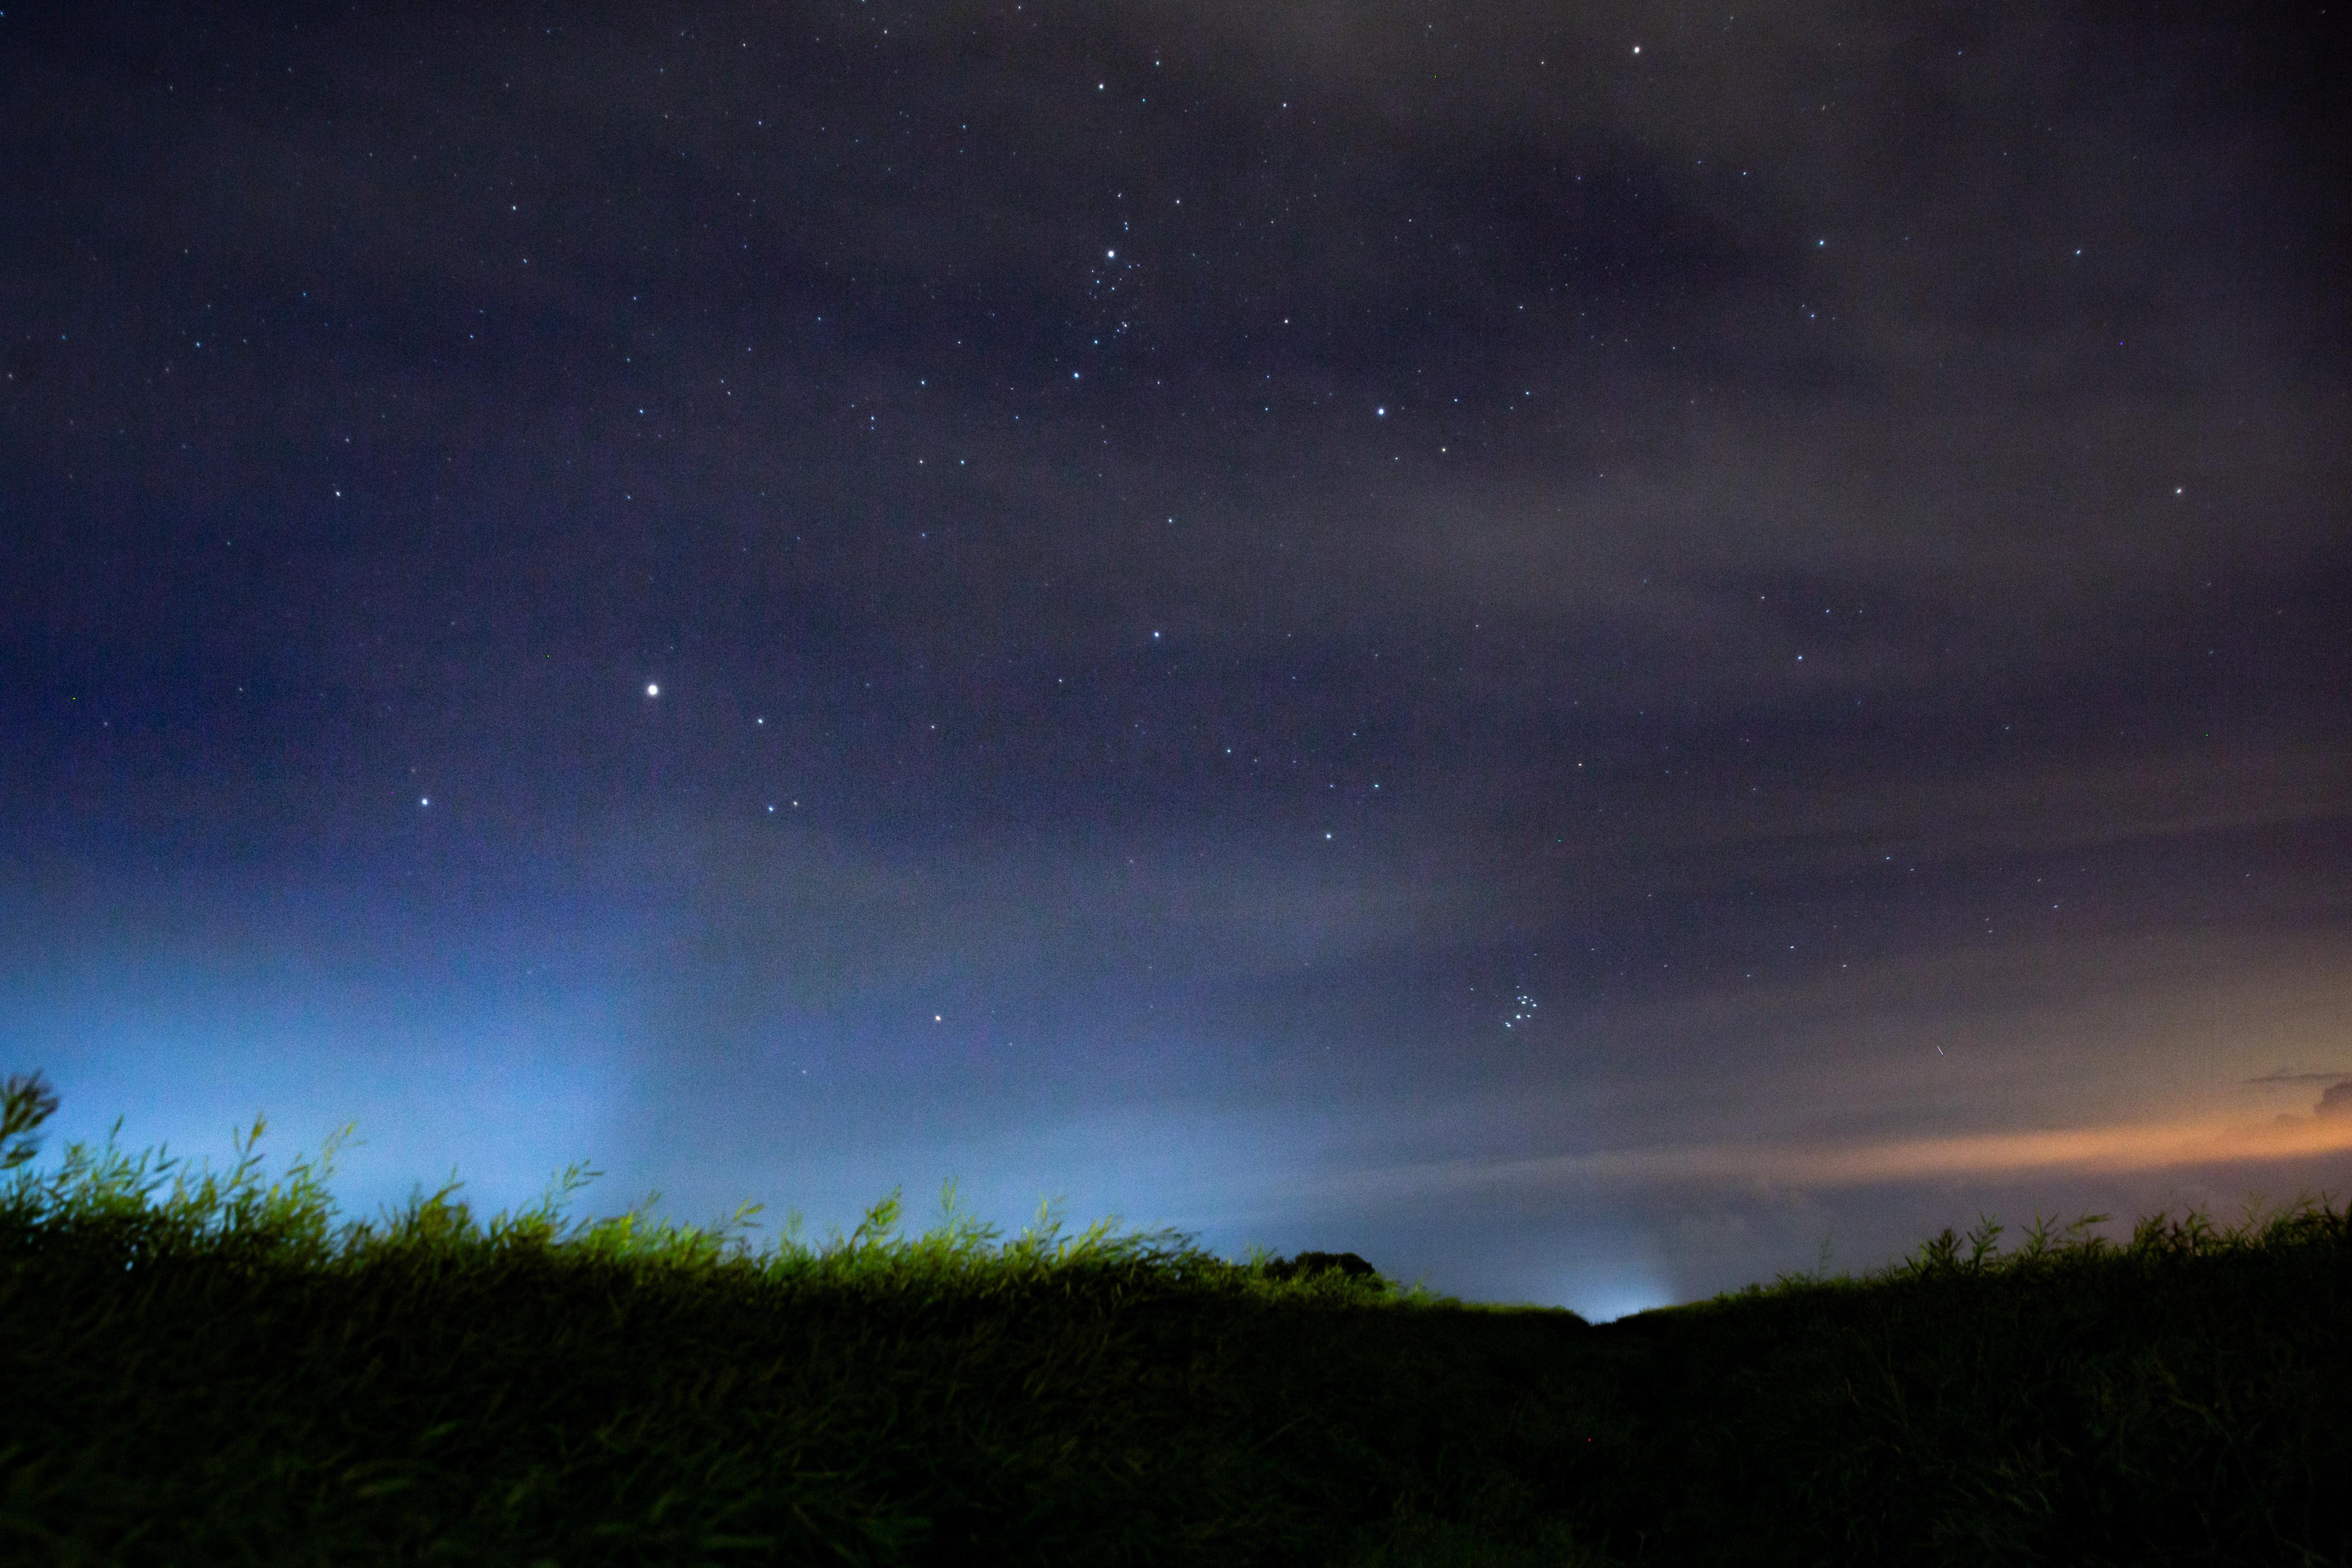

{"left": 1631, "top": 44, "right": 1641, "bottom": 53}
{"left": 1574, "top": 1276, "right": 1677, "bottom": 1322}
{"left": 419, "top": 797, "right": 430, "bottom": 807}
{"left": 934, "top": 1014, "right": 943, "bottom": 1022}
{"left": 646, "top": 683, "right": 660, "bottom": 697}
{"left": 1375, "top": 406, "right": 1386, "bottom": 416}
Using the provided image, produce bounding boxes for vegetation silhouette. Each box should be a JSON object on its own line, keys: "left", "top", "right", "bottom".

{"left": 3, "top": 1070, "right": 2345, "bottom": 1564}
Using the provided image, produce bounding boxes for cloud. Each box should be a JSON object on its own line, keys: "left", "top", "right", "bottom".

{"left": 1322, "top": 1109, "right": 2352, "bottom": 1204}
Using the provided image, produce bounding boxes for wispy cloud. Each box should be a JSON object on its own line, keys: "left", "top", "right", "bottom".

{"left": 1325, "top": 1095, "right": 2352, "bottom": 1202}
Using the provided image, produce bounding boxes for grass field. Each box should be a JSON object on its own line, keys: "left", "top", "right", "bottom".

{"left": 4, "top": 1070, "right": 2347, "bottom": 1565}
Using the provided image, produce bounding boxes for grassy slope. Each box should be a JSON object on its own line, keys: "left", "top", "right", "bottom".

{"left": 1579, "top": 1211, "right": 2352, "bottom": 1565}
{"left": 3, "top": 1077, "right": 2346, "bottom": 1566}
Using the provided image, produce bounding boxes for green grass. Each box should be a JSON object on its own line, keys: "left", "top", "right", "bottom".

{"left": 3, "top": 1070, "right": 2347, "bottom": 1566}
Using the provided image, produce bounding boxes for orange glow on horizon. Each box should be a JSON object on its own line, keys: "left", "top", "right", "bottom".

{"left": 1755, "top": 1112, "right": 2352, "bottom": 1184}
{"left": 1348, "top": 1107, "right": 2352, "bottom": 1199}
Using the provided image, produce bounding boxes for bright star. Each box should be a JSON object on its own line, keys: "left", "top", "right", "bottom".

{"left": 646, "top": 683, "right": 660, "bottom": 697}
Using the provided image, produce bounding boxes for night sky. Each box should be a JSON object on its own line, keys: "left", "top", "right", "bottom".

{"left": 6, "top": 1, "right": 2347, "bottom": 1315}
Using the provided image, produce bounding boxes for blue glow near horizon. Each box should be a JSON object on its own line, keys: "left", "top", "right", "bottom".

{"left": 1567, "top": 1276, "right": 1680, "bottom": 1322}
{"left": 0, "top": 890, "right": 644, "bottom": 1223}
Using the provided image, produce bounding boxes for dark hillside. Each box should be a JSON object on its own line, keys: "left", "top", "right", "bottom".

{"left": 4, "top": 1076, "right": 2346, "bottom": 1565}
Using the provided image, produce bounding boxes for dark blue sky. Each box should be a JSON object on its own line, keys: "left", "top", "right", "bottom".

{"left": 5, "top": 0, "right": 2347, "bottom": 1313}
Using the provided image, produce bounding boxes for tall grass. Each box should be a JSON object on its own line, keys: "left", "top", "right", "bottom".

{"left": 1, "top": 1069, "right": 1216, "bottom": 1284}
{"left": 1559, "top": 1197, "right": 2352, "bottom": 1566}
{"left": 1, "top": 1073, "right": 1585, "bottom": 1566}
{"left": 4, "top": 1070, "right": 2347, "bottom": 1565}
